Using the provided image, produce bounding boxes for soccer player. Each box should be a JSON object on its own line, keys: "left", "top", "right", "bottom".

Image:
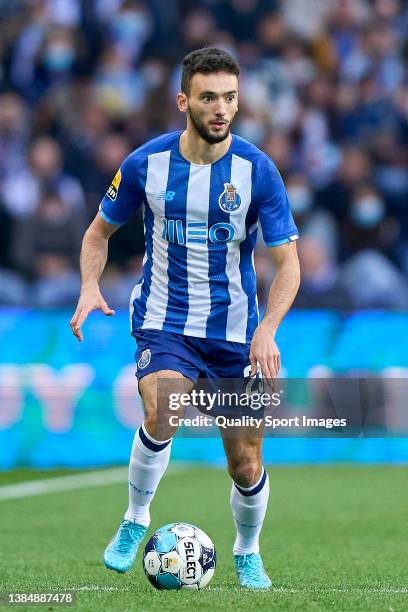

{"left": 70, "top": 47, "right": 300, "bottom": 589}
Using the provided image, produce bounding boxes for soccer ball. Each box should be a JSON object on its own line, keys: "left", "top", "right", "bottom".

{"left": 143, "top": 522, "right": 216, "bottom": 590}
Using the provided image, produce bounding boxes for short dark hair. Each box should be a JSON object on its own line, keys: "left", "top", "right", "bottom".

{"left": 181, "top": 47, "right": 240, "bottom": 95}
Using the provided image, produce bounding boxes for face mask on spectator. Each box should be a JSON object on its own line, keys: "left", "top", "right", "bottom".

{"left": 112, "top": 11, "right": 150, "bottom": 42}
{"left": 43, "top": 43, "right": 75, "bottom": 72}
{"left": 350, "top": 196, "right": 385, "bottom": 228}
{"left": 287, "top": 185, "right": 312, "bottom": 215}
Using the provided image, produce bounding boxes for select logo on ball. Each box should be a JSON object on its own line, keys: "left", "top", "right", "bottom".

{"left": 142, "top": 522, "right": 216, "bottom": 590}
{"left": 183, "top": 540, "right": 196, "bottom": 580}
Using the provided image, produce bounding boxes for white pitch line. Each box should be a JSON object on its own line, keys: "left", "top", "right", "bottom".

{"left": 209, "top": 586, "right": 408, "bottom": 594}
{"left": 69, "top": 585, "right": 408, "bottom": 594}
{"left": 0, "top": 467, "right": 128, "bottom": 500}
{"left": 74, "top": 586, "right": 124, "bottom": 592}
{"left": 0, "top": 465, "right": 189, "bottom": 501}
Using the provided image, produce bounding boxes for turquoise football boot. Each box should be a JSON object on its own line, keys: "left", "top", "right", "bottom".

{"left": 234, "top": 553, "right": 272, "bottom": 589}
{"left": 104, "top": 520, "right": 147, "bottom": 573}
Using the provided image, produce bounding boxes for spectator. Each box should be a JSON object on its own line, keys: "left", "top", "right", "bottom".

{"left": 33, "top": 256, "right": 81, "bottom": 307}
{"left": 84, "top": 132, "right": 145, "bottom": 263}
{"left": 106, "top": 0, "right": 154, "bottom": 62}
{"left": 10, "top": 0, "right": 50, "bottom": 98}
{"left": 295, "top": 237, "right": 352, "bottom": 309}
{"left": 342, "top": 183, "right": 399, "bottom": 262}
{"left": 315, "top": 146, "right": 372, "bottom": 222}
{"left": 61, "top": 100, "right": 111, "bottom": 186}
{"left": 286, "top": 173, "right": 339, "bottom": 260}
{"left": 2, "top": 136, "right": 85, "bottom": 218}
{"left": 261, "top": 131, "right": 296, "bottom": 178}
{"left": 0, "top": 268, "right": 28, "bottom": 306}
{"left": 0, "top": 93, "right": 30, "bottom": 180}
{"left": 93, "top": 46, "right": 148, "bottom": 118}
{"left": 11, "top": 190, "right": 84, "bottom": 279}
{"left": 341, "top": 250, "right": 408, "bottom": 308}
{"left": 79, "top": 131, "right": 131, "bottom": 211}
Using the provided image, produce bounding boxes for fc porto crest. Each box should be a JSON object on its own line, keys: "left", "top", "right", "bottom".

{"left": 219, "top": 183, "right": 241, "bottom": 213}
{"left": 137, "top": 348, "right": 151, "bottom": 370}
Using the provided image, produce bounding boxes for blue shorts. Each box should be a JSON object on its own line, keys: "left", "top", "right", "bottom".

{"left": 134, "top": 329, "right": 251, "bottom": 382}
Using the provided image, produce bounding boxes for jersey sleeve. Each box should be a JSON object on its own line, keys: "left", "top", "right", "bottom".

{"left": 98, "top": 154, "right": 143, "bottom": 225}
{"left": 254, "top": 155, "right": 299, "bottom": 246}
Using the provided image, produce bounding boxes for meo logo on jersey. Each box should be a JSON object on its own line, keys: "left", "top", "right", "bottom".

{"left": 219, "top": 183, "right": 241, "bottom": 213}
{"left": 107, "top": 169, "right": 122, "bottom": 201}
{"left": 162, "top": 219, "right": 235, "bottom": 245}
{"left": 137, "top": 349, "right": 151, "bottom": 369}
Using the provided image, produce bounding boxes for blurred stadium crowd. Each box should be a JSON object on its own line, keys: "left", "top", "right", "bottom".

{"left": 0, "top": 0, "right": 408, "bottom": 309}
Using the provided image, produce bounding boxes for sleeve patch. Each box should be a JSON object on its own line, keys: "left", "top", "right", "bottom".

{"left": 106, "top": 168, "right": 122, "bottom": 201}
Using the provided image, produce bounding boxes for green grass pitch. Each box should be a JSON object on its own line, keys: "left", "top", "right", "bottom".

{"left": 0, "top": 465, "right": 407, "bottom": 611}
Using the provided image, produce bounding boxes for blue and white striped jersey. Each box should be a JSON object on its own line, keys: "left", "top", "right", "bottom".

{"left": 99, "top": 131, "right": 298, "bottom": 344}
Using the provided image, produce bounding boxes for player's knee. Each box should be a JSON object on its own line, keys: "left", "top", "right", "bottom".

{"left": 228, "top": 456, "right": 262, "bottom": 488}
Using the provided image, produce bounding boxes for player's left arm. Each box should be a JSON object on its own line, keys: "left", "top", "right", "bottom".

{"left": 250, "top": 241, "right": 300, "bottom": 378}
{"left": 251, "top": 155, "right": 301, "bottom": 378}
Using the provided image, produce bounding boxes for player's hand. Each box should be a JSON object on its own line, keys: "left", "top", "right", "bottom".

{"left": 249, "top": 322, "right": 280, "bottom": 380}
{"left": 70, "top": 286, "right": 115, "bottom": 342}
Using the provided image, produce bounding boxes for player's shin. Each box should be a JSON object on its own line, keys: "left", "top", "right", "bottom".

{"left": 230, "top": 467, "right": 270, "bottom": 554}
{"left": 124, "top": 423, "right": 172, "bottom": 527}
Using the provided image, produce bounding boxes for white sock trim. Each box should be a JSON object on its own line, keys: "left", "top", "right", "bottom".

{"left": 233, "top": 467, "right": 265, "bottom": 493}
{"left": 141, "top": 422, "right": 173, "bottom": 446}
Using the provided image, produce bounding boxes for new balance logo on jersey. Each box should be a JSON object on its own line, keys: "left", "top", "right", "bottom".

{"left": 157, "top": 191, "right": 176, "bottom": 201}
{"left": 162, "top": 219, "right": 235, "bottom": 245}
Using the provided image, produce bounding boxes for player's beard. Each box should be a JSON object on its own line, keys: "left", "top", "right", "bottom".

{"left": 187, "top": 106, "right": 231, "bottom": 144}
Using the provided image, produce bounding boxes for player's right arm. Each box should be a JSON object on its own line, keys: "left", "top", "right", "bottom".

{"left": 70, "top": 152, "right": 143, "bottom": 341}
{"left": 70, "top": 215, "right": 118, "bottom": 342}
